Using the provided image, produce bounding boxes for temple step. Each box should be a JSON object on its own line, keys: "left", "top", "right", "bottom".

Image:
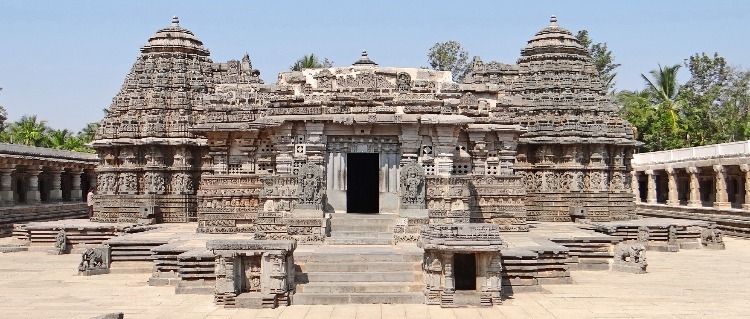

{"left": 293, "top": 244, "right": 424, "bottom": 305}
{"left": 326, "top": 213, "right": 396, "bottom": 245}
{"left": 293, "top": 292, "right": 425, "bottom": 305}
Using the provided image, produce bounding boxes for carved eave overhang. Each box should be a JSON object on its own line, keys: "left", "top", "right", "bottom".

{"left": 466, "top": 124, "right": 527, "bottom": 134}
{"left": 90, "top": 137, "right": 208, "bottom": 147}
{"left": 190, "top": 122, "right": 271, "bottom": 134}
{"left": 519, "top": 136, "right": 641, "bottom": 146}
{"left": 419, "top": 114, "right": 473, "bottom": 125}
{"left": 206, "top": 239, "right": 297, "bottom": 254}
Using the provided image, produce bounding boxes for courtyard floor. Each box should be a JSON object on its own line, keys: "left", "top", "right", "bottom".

{"left": 0, "top": 237, "right": 749, "bottom": 319}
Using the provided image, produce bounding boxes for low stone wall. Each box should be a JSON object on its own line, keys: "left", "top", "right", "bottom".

{"left": 636, "top": 203, "right": 750, "bottom": 238}
{"left": 1, "top": 203, "right": 87, "bottom": 237}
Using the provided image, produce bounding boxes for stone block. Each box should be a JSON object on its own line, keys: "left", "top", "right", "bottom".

{"left": 235, "top": 293, "right": 264, "bottom": 308}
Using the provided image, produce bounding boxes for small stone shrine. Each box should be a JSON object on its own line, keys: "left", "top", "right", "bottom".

{"left": 207, "top": 239, "right": 296, "bottom": 308}
{"left": 419, "top": 224, "right": 506, "bottom": 307}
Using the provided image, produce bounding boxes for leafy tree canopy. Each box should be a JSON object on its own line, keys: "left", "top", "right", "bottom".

{"left": 427, "top": 40, "right": 469, "bottom": 82}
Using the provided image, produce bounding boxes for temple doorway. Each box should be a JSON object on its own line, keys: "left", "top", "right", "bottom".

{"left": 454, "top": 253, "right": 477, "bottom": 290}
{"left": 346, "top": 153, "right": 379, "bottom": 214}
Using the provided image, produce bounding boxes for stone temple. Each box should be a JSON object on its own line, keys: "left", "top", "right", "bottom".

{"left": 92, "top": 15, "right": 637, "bottom": 229}
{"left": 37, "top": 15, "right": 687, "bottom": 308}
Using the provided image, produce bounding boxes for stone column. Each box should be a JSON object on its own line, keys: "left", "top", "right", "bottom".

{"left": 441, "top": 252, "right": 455, "bottom": 293}
{"left": 70, "top": 169, "right": 83, "bottom": 201}
{"left": 0, "top": 167, "right": 15, "bottom": 206}
{"left": 740, "top": 164, "right": 750, "bottom": 210}
{"left": 713, "top": 165, "right": 731, "bottom": 209}
{"left": 26, "top": 168, "right": 42, "bottom": 204}
{"left": 666, "top": 167, "right": 679, "bottom": 206}
{"left": 645, "top": 170, "right": 657, "bottom": 204}
{"left": 48, "top": 168, "right": 63, "bottom": 202}
{"left": 631, "top": 170, "right": 641, "bottom": 202}
{"left": 687, "top": 167, "right": 702, "bottom": 207}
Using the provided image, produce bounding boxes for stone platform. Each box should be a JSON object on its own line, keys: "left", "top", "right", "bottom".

{"left": 1, "top": 235, "right": 748, "bottom": 318}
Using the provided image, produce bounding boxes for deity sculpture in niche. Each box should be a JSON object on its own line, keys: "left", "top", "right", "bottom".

{"left": 118, "top": 173, "right": 137, "bottom": 193}
{"left": 397, "top": 72, "right": 411, "bottom": 93}
{"left": 171, "top": 172, "right": 194, "bottom": 194}
{"left": 297, "top": 163, "right": 323, "bottom": 207}
{"left": 144, "top": 172, "right": 166, "bottom": 194}
{"left": 400, "top": 162, "right": 426, "bottom": 207}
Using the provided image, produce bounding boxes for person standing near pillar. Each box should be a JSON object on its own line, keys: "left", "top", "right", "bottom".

{"left": 86, "top": 188, "right": 96, "bottom": 218}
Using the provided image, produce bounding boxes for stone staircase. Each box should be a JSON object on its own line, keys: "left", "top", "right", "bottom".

{"left": 293, "top": 244, "right": 425, "bottom": 305}
{"left": 326, "top": 213, "right": 396, "bottom": 245}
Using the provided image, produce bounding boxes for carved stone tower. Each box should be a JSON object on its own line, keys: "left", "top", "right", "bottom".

{"left": 91, "top": 17, "right": 214, "bottom": 222}
{"left": 510, "top": 16, "right": 639, "bottom": 221}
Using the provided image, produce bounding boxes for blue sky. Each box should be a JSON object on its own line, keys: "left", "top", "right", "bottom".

{"left": 1, "top": 1, "right": 748, "bottom": 131}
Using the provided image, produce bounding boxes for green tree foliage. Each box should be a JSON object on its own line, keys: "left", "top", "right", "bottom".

{"left": 0, "top": 114, "right": 96, "bottom": 153}
{"left": 290, "top": 54, "right": 333, "bottom": 71}
{"left": 427, "top": 40, "right": 469, "bottom": 82}
{"left": 619, "top": 52, "right": 750, "bottom": 152}
{"left": 575, "top": 30, "right": 621, "bottom": 93}
{"left": 641, "top": 64, "right": 682, "bottom": 131}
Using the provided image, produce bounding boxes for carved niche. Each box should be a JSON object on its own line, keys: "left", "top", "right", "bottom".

{"left": 397, "top": 72, "right": 411, "bottom": 93}
{"left": 171, "top": 172, "right": 194, "bottom": 194}
{"left": 144, "top": 172, "right": 166, "bottom": 194}
{"left": 400, "top": 162, "right": 426, "bottom": 207}
{"left": 296, "top": 163, "right": 324, "bottom": 207}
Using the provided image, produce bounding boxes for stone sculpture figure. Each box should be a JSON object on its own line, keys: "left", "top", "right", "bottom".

{"left": 78, "top": 246, "right": 110, "bottom": 275}
{"left": 612, "top": 242, "right": 647, "bottom": 274}
{"left": 400, "top": 162, "right": 426, "bottom": 206}
{"left": 397, "top": 72, "right": 411, "bottom": 93}
{"left": 51, "top": 229, "right": 67, "bottom": 255}
{"left": 701, "top": 225, "right": 725, "bottom": 250}
{"left": 297, "top": 163, "right": 323, "bottom": 206}
{"left": 637, "top": 226, "right": 649, "bottom": 243}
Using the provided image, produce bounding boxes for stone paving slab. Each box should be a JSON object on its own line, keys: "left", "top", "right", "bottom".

{"left": 1, "top": 236, "right": 749, "bottom": 318}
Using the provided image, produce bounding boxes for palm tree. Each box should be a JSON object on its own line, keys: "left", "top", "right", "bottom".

{"left": 289, "top": 54, "right": 332, "bottom": 71}
{"left": 45, "top": 129, "right": 71, "bottom": 149}
{"left": 78, "top": 122, "right": 98, "bottom": 143}
{"left": 7, "top": 115, "right": 49, "bottom": 146}
{"left": 641, "top": 64, "right": 682, "bottom": 131}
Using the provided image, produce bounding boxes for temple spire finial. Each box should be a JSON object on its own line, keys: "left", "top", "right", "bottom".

{"left": 550, "top": 15, "right": 558, "bottom": 25}
{"left": 172, "top": 16, "right": 180, "bottom": 26}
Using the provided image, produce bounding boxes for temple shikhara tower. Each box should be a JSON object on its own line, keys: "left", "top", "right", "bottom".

{"left": 93, "top": 16, "right": 638, "bottom": 231}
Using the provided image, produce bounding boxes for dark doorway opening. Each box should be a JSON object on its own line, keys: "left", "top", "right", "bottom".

{"left": 454, "top": 253, "right": 476, "bottom": 290}
{"left": 346, "top": 153, "right": 379, "bottom": 214}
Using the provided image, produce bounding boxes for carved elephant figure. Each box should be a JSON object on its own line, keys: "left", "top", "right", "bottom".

{"left": 614, "top": 242, "right": 647, "bottom": 266}
{"left": 78, "top": 248, "right": 106, "bottom": 271}
{"left": 701, "top": 227, "right": 723, "bottom": 244}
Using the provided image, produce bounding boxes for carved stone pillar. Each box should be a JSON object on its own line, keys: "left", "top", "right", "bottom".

{"left": 713, "top": 165, "right": 731, "bottom": 209}
{"left": 48, "top": 168, "right": 63, "bottom": 201}
{"left": 666, "top": 167, "right": 679, "bottom": 206}
{"left": 740, "top": 164, "right": 750, "bottom": 210}
{"left": 441, "top": 252, "right": 455, "bottom": 293}
{"left": 26, "top": 168, "right": 42, "bottom": 204}
{"left": 433, "top": 125, "right": 458, "bottom": 176}
{"left": 0, "top": 167, "right": 15, "bottom": 206}
{"left": 687, "top": 167, "right": 702, "bottom": 207}
{"left": 631, "top": 170, "right": 641, "bottom": 202}
{"left": 70, "top": 169, "right": 83, "bottom": 201}
{"left": 645, "top": 170, "right": 657, "bottom": 204}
